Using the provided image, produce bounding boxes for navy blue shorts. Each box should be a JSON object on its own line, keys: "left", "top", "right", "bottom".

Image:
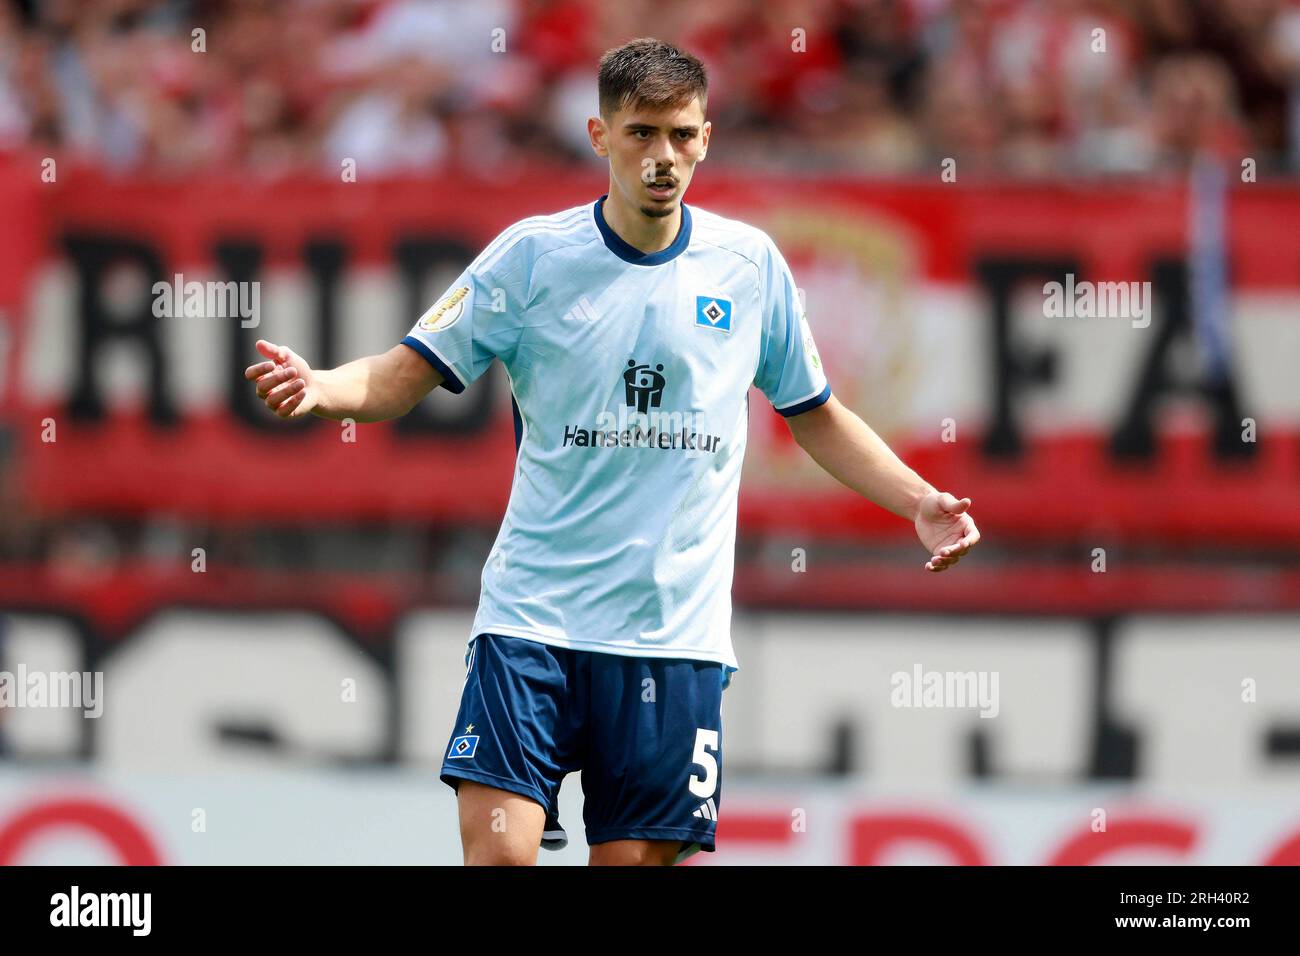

{"left": 440, "top": 633, "right": 727, "bottom": 859}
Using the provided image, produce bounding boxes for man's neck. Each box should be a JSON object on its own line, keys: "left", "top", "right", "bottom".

{"left": 602, "top": 188, "right": 681, "bottom": 255}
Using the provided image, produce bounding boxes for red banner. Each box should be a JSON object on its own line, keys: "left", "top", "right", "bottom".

{"left": 4, "top": 160, "right": 1299, "bottom": 548}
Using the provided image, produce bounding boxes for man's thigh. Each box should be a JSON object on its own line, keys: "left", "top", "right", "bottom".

{"left": 440, "top": 634, "right": 585, "bottom": 861}
{"left": 580, "top": 653, "right": 726, "bottom": 863}
{"left": 456, "top": 780, "right": 547, "bottom": 866}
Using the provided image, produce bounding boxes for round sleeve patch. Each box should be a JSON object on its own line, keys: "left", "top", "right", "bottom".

{"left": 418, "top": 285, "right": 470, "bottom": 332}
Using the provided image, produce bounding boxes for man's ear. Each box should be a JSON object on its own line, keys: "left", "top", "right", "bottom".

{"left": 588, "top": 116, "right": 608, "bottom": 158}
{"left": 699, "top": 119, "right": 711, "bottom": 161}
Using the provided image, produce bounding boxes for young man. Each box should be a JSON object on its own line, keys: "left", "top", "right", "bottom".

{"left": 244, "top": 39, "right": 980, "bottom": 866}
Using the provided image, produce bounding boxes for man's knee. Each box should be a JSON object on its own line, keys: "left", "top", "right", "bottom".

{"left": 589, "top": 839, "right": 682, "bottom": 866}
{"left": 464, "top": 843, "right": 538, "bottom": 866}
{"left": 456, "top": 780, "right": 545, "bottom": 866}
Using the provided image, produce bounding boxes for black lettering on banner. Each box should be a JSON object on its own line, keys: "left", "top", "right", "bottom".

{"left": 215, "top": 239, "right": 300, "bottom": 431}
{"left": 303, "top": 238, "right": 347, "bottom": 379}
{"left": 63, "top": 233, "right": 176, "bottom": 425}
{"left": 392, "top": 237, "right": 494, "bottom": 437}
{"left": 974, "top": 256, "right": 1073, "bottom": 458}
{"left": 1111, "top": 258, "right": 1251, "bottom": 460}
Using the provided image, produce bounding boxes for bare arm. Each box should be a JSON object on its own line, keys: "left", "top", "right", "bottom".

{"left": 785, "top": 394, "right": 933, "bottom": 519}
{"left": 784, "top": 394, "right": 981, "bottom": 572}
{"left": 244, "top": 340, "right": 444, "bottom": 423}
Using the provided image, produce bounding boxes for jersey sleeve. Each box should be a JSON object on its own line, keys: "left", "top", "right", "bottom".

{"left": 400, "top": 231, "right": 529, "bottom": 393}
{"left": 753, "top": 238, "right": 831, "bottom": 416}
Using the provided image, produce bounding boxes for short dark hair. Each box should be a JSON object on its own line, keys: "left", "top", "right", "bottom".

{"left": 598, "top": 38, "right": 708, "bottom": 118}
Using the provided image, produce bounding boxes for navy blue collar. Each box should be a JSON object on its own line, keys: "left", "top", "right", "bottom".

{"left": 593, "top": 194, "right": 692, "bottom": 265}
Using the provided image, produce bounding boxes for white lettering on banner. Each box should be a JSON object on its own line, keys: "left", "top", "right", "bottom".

{"left": 735, "top": 615, "right": 1093, "bottom": 784}
{"left": 4, "top": 775, "right": 1300, "bottom": 865}
{"left": 4, "top": 611, "right": 1300, "bottom": 785}
{"left": 95, "top": 612, "right": 389, "bottom": 771}
{"left": 395, "top": 612, "right": 480, "bottom": 766}
{"left": 0, "top": 617, "right": 85, "bottom": 755}
{"left": 1111, "top": 616, "right": 1300, "bottom": 784}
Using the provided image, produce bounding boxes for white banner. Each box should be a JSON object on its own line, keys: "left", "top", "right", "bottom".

{"left": 1, "top": 770, "right": 1297, "bottom": 866}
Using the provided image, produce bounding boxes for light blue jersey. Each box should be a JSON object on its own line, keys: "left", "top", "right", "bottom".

{"left": 401, "top": 196, "right": 830, "bottom": 673}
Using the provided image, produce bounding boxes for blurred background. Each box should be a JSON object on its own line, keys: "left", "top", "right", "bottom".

{"left": 0, "top": 0, "right": 1298, "bottom": 865}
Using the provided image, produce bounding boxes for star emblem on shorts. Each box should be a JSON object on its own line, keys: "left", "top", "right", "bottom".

{"left": 465, "top": 724, "right": 474, "bottom": 734}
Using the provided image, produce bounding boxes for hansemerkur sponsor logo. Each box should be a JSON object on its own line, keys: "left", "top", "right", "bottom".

{"left": 562, "top": 359, "right": 722, "bottom": 454}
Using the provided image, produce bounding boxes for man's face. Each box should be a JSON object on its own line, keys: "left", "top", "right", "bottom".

{"left": 589, "top": 97, "right": 711, "bottom": 219}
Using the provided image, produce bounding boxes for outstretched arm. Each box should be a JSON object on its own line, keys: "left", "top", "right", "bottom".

{"left": 244, "top": 339, "right": 444, "bottom": 423}
{"left": 783, "top": 394, "right": 981, "bottom": 572}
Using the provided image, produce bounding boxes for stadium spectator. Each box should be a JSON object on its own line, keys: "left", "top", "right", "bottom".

{"left": 0, "top": 0, "right": 1296, "bottom": 175}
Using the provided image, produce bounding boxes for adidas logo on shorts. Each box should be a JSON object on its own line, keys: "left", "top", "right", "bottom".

{"left": 692, "top": 798, "right": 718, "bottom": 821}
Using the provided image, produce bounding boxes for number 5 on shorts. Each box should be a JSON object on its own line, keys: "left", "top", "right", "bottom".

{"left": 688, "top": 728, "right": 719, "bottom": 798}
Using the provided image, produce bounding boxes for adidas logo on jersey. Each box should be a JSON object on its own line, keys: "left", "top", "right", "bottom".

{"left": 563, "top": 296, "right": 600, "bottom": 323}
{"left": 692, "top": 798, "right": 718, "bottom": 821}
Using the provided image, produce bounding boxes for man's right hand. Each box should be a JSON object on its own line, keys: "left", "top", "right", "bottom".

{"left": 244, "top": 339, "right": 319, "bottom": 419}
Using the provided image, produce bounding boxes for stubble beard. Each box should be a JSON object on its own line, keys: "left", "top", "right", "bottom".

{"left": 639, "top": 202, "right": 676, "bottom": 219}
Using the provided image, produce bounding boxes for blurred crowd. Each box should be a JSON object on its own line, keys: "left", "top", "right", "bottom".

{"left": 1, "top": 0, "right": 1300, "bottom": 177}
